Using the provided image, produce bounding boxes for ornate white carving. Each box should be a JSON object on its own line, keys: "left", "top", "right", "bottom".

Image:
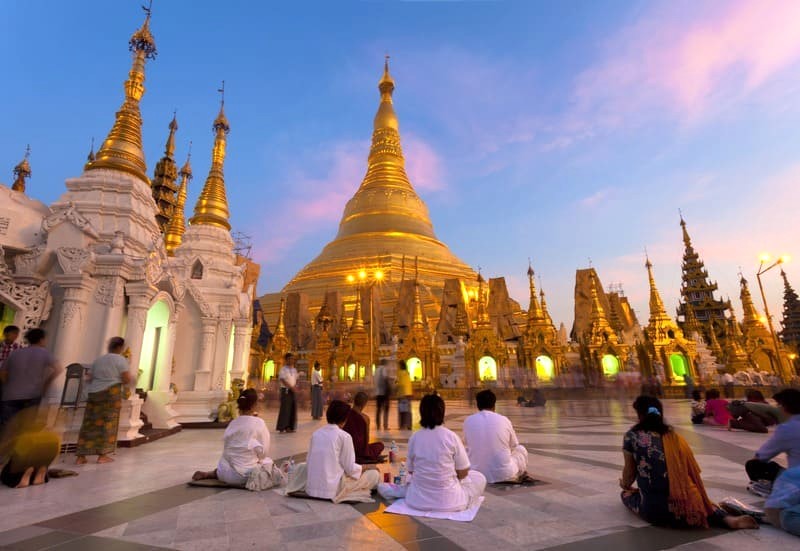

{"left": 13, "top": 245, "right": 46, "bottom": 279}
{"left": 186, "top": 282, "right": 213, "bottom": 317}
{"left": 94, "top": 276, "right": 124, "bottom": 307}
{"left": 42, "top": 202, "right": 100, "bottom": 238}
{"left": 60, "top": 300, "right": 82, "bottom": 329}
{"left": 0, "top": 246, "right": 52, "bottom": 331}
{"left": 56, "top": 247, "right": 94, "bottom": 275}
{"left": 110, "top": 231, "right": 125, "bottom": 254}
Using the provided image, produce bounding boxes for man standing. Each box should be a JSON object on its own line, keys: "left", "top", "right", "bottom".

{"left": 0, "top": 329, "right": 61, "bottom": 426}
{"left": 463, "top": 389, "right": 532, "bottom": 484}
{"left": 276, "top": 353, "right": 298, "bottom": 433}
{"left": 310, "top": 361, "right": 323, "bottom": 421}
{"left": 0, "top": 325, "right": 22, "bottom": 404}
{"left": 374, "top": 358, "right": 390, "bottom": 430}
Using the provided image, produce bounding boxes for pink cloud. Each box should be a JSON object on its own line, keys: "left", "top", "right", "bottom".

{"left": 404, "top": 134, "right": 447, "bottom": 192}
{"left": 572, "top": 0, "right": 800, "bottom": 130}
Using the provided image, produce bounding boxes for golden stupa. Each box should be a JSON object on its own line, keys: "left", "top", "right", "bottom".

{"left": 280, "top": 59, "right": 476, "bottom": 300}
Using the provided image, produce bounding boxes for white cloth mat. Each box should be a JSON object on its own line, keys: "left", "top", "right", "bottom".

{"left": 383, "top": 497, "right": 484, "bottom": 522}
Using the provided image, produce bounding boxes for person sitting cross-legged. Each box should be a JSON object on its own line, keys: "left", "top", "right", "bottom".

{"left": 192, "top": 389, "right": 280, "bottom": 489}
{"left": 342, "top": 391, "right": 385, "bottom": 463}
{"left": 464, "top": 389, "right": 532, "bottom": 484}
{"left": 745, "top": 389, "right": 800, "bottom": 497}
{"left": 286, "top": 400, "right": 380, "bottom": 503}
{"left": 620, "top": 396, "right": 757, "bottom": 530}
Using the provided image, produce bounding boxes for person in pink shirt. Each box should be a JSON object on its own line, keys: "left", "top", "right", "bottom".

{"left": 703, "top": 389, "right": 732, "bottom": 426}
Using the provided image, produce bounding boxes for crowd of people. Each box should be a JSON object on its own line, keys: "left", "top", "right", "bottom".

{"left": 2, "top": 330, "right": 799, "bottom": 539}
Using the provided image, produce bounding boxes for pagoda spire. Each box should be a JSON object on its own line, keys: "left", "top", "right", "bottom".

{"left": 351, "top": 291, "right": 365, "bottom": 331}
{"left": 780, "top": 269, "right": 800, "bottom": 353}
{"left": 683, "top": 302, "right": 702, "bottom": 339}
{"left": 476, "top": 271, "right": 490, "bottom": 327}
{"left": 84, "top": 138, "right": 95, "bottom": 170}
{"left": 86, "top": 4, "right": 157, "bottom": 183}
{"left": 190, "top": 83, "right": 231, "bottom": 230}
{"left": 540, "top": 287, "right": 553, "bottom": 326}
{"left": 164, "top": 149, "right": 192, "bottom": 256}
{"left": 739, "top": 275, "right": 762, "bottom": 328}
{"left": 151, "top": 113, "right": 180, "bottom": 232}
{"left": 526, "top": 264, "right": 544, "bottom": 324}
{"left": 645, "top": 256, "right": 669, "bottom": 322}
{"left": 588, "top": 269, "right": 618, "bottom": 344}
{"left": 275, "top": 297, "right": 287, "bottom": 339}
{"left": 11, "top": 145, "right": 31, "bottom": 193}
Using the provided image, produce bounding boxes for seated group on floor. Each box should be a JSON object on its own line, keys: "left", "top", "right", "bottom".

{"left": 691, "top": 387, "right": 786, "bottom": 433}
{"left": 626, "top": 389, "right": 800, "bottom": 537}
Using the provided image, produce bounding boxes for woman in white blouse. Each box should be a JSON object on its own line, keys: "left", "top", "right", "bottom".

{"left": 192, "top": 389, "right": 273, "bottom": 486}
{"left": 405, "top": 394, "right": 486, "bottom": 511}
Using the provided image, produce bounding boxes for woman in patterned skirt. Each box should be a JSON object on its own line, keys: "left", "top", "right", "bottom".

{"left": 76, "top": 337, "right": 131, "bottom": 465}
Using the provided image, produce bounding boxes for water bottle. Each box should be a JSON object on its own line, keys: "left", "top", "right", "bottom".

{"left": 389, "top": 441, "right": 398, "bottom": 464}
{"left": 286, "top": 457, "right": 295, "bottom": 485}
{"left": 398, "top": 461, "right": 407, "bottom": 485}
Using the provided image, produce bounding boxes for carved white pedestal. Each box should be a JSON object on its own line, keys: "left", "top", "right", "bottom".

{"left": 172, "top": 389, "right": 226, "bottom": 424}
{"left": 142, "top": 390, "right": 180, "bottom": 429}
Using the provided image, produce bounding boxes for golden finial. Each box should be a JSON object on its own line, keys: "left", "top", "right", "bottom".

{"left": 164, "top": 147, "right": 192, "bottom": 256}
{"left": 11, "top": 145, "right": 31, "bottom": 193}
{"left": 526, "top": 261, "right": 543, "bottom": 322}
{"left": 275, "top": 297, "right": 287, "bottom": 338}
{"left": 644, "top": 254, "right": 667, "bottom": 318}
{"left": 86, "top": 3, "right": 157, "bottom": 182}
{"left": 373, "top": 56, "right": 399, "bottom": 132}
{"left": 351, "top": 292, "right": 365, "bottom": 331}
{"left": 85, "top": 137, "right": 96, "bottom": 167}
{"left": 189, "top": 85, "right": 232, "bottom": 230}
{"left": 679, "top": 211, "right": 692, "bottom": 248}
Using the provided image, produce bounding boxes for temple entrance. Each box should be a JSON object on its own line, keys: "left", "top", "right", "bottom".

{"left": 669, "top": 353, "right": 688, "bottom": 382}
{"left": 478, "top": 355, "right": 497, "bottom": 381}
{"left": 138, "top": 299, "right": 171, "bottom": 391}
{"left": 0, "top": 302, "right": 16, "bottom": 334}
{"left": 601, "top": 354, "right": 620, "bottom": 378}
{"left": 263, "top": 359, "right": 275, "bottom": 380}
{"left": 407, "top": 356, "right": 423, "bottom": 381}
{"left": 535, "top": 355, "right": 554, "bottom": 382}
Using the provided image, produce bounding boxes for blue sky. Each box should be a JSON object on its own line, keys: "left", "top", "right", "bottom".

{"left": 2, "top": 0, "right": 799, "bottom": 329}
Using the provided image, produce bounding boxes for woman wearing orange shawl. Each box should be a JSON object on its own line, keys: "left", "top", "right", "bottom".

{"left": 620, "top": 396, "right": 757, "bottom": 530}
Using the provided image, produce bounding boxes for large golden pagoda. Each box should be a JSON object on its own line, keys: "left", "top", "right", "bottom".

{"left": 281, "top": 59, "right": 476, "bottom": 300}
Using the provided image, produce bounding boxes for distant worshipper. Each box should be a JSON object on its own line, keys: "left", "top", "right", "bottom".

{"left": 620, "top": 395, "right": 758, "bottom": 530}
{"left": 764, "top": 465, "right": 800, "bottom": 537}
{"left": 310, "top": 361, "right": 324, "bottom": 421}
{"left": 465, "top": 389, "right": 532, "bottom": 484}
{"left": 702, "top": 388, "right": 732, "bottom": 427}
{"left": 396, "top": 360, "right": 413, "bottom": 430}
{"left": 690, "top": 390, "right": 706, "bottom": 425}
{"left": 0, "top": 325, "right": 21, "bottom": 409}
{"left": 76, "top": 337, "right": 131, "bottom": 465}
{"left": 0, "top": 328, "right": 61, "bottom": 427}
{"left": 391, "top": 394, "right": 486, "bottom": 512}
{"left": 192, "top": 389, "right": 282, "bottom": 490}
{"left": 745, "top": 389, "right": 800, "bottom": 497}
{"left": 285, "top": 400, "right": 380, "bottom": 503}
{"left": 276, "top": 353, "right": 298, "bottom": 433}
{"left": 517, "top": 388, "right": 546, "bottom": 408}
{"left": 374, "top": 358, "right": 390, "bottom": 430}
{"left": 342, "top": 391, "right": 385, "bottom": 463}
{"left": 0, "top": 407, "right": 60, "bottom": 489}
{"left": 729, "top": 390, "right": 785, "bottom": 434}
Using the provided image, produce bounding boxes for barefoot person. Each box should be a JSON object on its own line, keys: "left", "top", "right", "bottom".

{"left": 464, "top": 389, "right": 532, "bottom": 483}
{"left": 745, "top": 389, "right": 800, "bottom": 496}
{"left": 193, "top": 389, "right": 278, "bottom": 488}
{"left": 0, "top": 407, "right": 60, "bottom": 489}
{"left": 620, "top": 396, "right": 758, "bottom": 530}
{"left": 286, "top": 400, "right": 380, "bottom": 503}
{"left": 76, "top": 337, "right": 131, "bottom": 465}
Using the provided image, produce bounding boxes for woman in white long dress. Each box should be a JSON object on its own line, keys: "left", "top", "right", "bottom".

{"left": 404, "top": 394, "right": 486, "bottom": 511}
{"left": 192, "top": 389, "right": 273, "bottom": 486}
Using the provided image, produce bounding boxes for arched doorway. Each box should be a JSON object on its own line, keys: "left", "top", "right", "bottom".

{"left": 478, "top": 355, "right": 497, "bottom": 381}
{"left": 601, "top": 354, "right": 620, "bottom": 378}
{"left": 535, "top": 355, "right": 554, "bottom": 382}
{"left": 407, "top": 356, "right": 423, "bottom": 381}
{"left": 138, "top": 299, "right": 171, "bottom": 391}
{"left": 669, "top": 353, "right": 688, "bottom": 382}
{"left": 263, "top": 359, "right": 275, "bottom": 380}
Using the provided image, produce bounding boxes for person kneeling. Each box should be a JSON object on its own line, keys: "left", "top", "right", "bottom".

{"left": 343, "top": 391, "right": 385, "bottom": 463}
{"left": 388, "top": 394, "right": 485, "bottom": 512}
{"left": 192, "top": 389, "right": 282, "bottom": 490}
{"left": 0, "top": 407, "right": 60, "bottom": 489}
{"left": 287, "top": 400, "right": 379, "bottom": 503}
{"left": 464, "top": 389, "right": 531, "bottom": 484}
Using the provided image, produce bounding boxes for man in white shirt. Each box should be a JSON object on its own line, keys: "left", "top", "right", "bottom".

{"left": 288, "top": 400, "right": 379, "bottom": 503}
{"left": 311, "top": 361, "right": 324, "bottom": 420}
{"left": 463, "top": 389, "right": 531, "bottom": 484}
{"left": 276, "top": 353, "right": 298, "bottom": 433}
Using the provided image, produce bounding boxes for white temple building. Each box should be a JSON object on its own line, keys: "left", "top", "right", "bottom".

{"left": 0, "top": 11, "right": 256, "bottom": 442}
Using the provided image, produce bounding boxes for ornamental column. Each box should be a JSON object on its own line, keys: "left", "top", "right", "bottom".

{"left": 49, "top": 274, "right": 97, "bottom": 402}
{"left": 124, "top": 282, "right": 156, "bottom": 385}
{"left": 193, "top": 318, "right": 217, "bottom": 391}
{"left": 230, "top": 319, "right": 251, "bottom": 383}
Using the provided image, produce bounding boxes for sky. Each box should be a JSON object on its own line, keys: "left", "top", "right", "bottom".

{"left": 2, "top": 0, "right": 799, "bottom": 330}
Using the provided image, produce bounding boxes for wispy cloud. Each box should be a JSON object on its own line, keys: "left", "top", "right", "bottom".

{"left": 579, "top": 187, "right": 617, "bottom": 208}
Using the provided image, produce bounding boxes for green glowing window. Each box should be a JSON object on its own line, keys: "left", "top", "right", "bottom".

{"left": 263, "top": 359, "right": 275, "bottom": 380}
{"left": 669, "top": 353, "right": 688, "bottom": 382}
{"left": 601, "top": 354, "right": 620, "bottom": 377}
{"left": 535, "top": 355, "right": 554, "bottom": 381}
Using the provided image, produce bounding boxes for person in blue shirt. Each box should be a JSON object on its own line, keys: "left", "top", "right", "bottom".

{"left": 746, "top": 389, "right": 800, "bottom": 497}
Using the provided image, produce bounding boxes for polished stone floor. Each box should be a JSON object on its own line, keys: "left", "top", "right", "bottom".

{"left": 0, "top": 399, "right": 796, "bottom": 550}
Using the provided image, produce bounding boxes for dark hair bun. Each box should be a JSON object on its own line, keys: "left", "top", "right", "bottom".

{"left": 237, "top": 388, "right": 258, "bottom": 411}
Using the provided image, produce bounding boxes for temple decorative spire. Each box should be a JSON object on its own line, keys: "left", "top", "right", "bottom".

{"left": 780, "top": 269, "right": 800, "bottom": 353}
{"left": 275, "top": 297, "right": 287, "bottom": 339}
{"left": 679, "top": 213, "right": 692, "bottom": 248}
{"left": 645, "top": 256, "right": 668, "bottom": 321}
{"left": 11, "top": 145, "right": 31, "bottom": 193}
{"left": 588, "top": 269, "right": 618, "bottom": 344}
{"left": 84, "top": 138, "right": 95, "bottom": 170}
{"left": 164, "top": 148, "right": 192, "bottom": 256}
{"left": 151, "top": 113, "right": 180, "bottom": 232}
{"left": 739, "top": 275, "right": 762, "bottom": 328}
{"left": 86, "top": 4, "right": 157, "bottom": 183}
{"left": 350, "top": 291, "right": 365, "bottom": 331}
{"left": 526, "top": 264, "right": 544, "bottom": 324}
{"left": 190, "top": 83, "right": 231, "bottom": 230}
{"left": 475, "top": 271, "right": 490, "bottom": 327}
{"left": 540, "top": 288, "right": 553, "bottom": 326}
{"left": 683, "top": 302, "right": 702, "bottom": 339}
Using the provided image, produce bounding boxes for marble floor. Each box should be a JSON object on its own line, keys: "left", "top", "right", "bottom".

{"left": 0, "top": 398, "right": 796, "bottom": 550}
